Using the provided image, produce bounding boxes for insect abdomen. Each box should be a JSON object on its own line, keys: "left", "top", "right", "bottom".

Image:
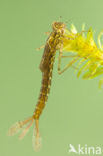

{"left": 33, "top": 43, "right": 56, "bottom": 119}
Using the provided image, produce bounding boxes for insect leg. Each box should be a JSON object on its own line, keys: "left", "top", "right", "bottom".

{"left": 45, "top": 32, "right": 50, "bottom": 35}
{"left": 58, "top": 50, "right": 78, "bottom": 74}
{"left": 36, "top": 45, "right": 45, "bottom": 51}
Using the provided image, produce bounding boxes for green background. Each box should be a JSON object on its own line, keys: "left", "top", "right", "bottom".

{"left": 1, "top": 0, "right": 103, "bottom": 155}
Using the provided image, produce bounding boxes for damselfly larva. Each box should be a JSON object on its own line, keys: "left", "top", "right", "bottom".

{"left": 8, "top": 21, "right": 103, "bottom": 151}
{"left": 8, "top": 21, "right": 71, "bottom": 151}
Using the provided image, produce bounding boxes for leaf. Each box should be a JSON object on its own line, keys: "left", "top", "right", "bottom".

{"left": 77, "top": 60, "right": 91, "bottom": 78}
{"left": 99, "top": 78, "right": 103, "bottom": 89}
{"left": 71, "top": 24, "right": 77, "bottom": 34}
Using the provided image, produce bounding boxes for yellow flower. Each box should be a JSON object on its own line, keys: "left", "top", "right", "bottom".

{"left": 62, "top": 24, "right": 103, "bottom": 88}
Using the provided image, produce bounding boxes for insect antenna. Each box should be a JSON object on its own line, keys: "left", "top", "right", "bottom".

{"left": 58, "top": 16, "right": 62, "bottom": 22}
{"left": 65, "top": 18, "right": 72, "bottom": 24}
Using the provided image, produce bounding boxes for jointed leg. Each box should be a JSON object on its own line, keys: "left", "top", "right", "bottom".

{"left": 58, "top": 50, "right": 79, "bottom": 74}
{"left": 45, "top": 32, "right": 50, "bottom": 35}
{"left": 58, "top": 50, "right": 62, "bottom": 74}
{"left": 36, "top": 45, "right": 45, "bottom": 51}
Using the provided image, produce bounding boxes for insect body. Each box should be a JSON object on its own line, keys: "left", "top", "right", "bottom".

{"left": 8, "top": 22, "right": 103, "bottom": 151}
{"left": 8, "top": 22, "right": 67, "bottom": 150}
{"left": 33, "top": 22, "right": 65, "bottom": 120}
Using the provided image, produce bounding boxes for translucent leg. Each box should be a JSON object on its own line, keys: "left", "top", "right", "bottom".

{"left": 36, "top": 45, "right": 45, "bottom": 51}
{"left": 45, "top": 32, "right": 50, "bottom": 35}
{"left": 58, "top": 50, "right": 79, "bottom": 74}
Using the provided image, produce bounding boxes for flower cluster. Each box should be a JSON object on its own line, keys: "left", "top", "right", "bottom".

{"left": 62, "top": 24, "right": 103, "bottom": 88}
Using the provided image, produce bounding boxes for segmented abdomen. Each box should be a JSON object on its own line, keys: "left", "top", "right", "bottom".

{"left": 33, "top": 43, "right": 56, "bottom": 119}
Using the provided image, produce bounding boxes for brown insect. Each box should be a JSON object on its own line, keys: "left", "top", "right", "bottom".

{"left": 8, "top": 21, "right": 73, "bottom": 151}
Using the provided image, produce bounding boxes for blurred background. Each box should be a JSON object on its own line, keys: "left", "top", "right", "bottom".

{"left": 0, "top": 0, "right": 103, "bottom": 155}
